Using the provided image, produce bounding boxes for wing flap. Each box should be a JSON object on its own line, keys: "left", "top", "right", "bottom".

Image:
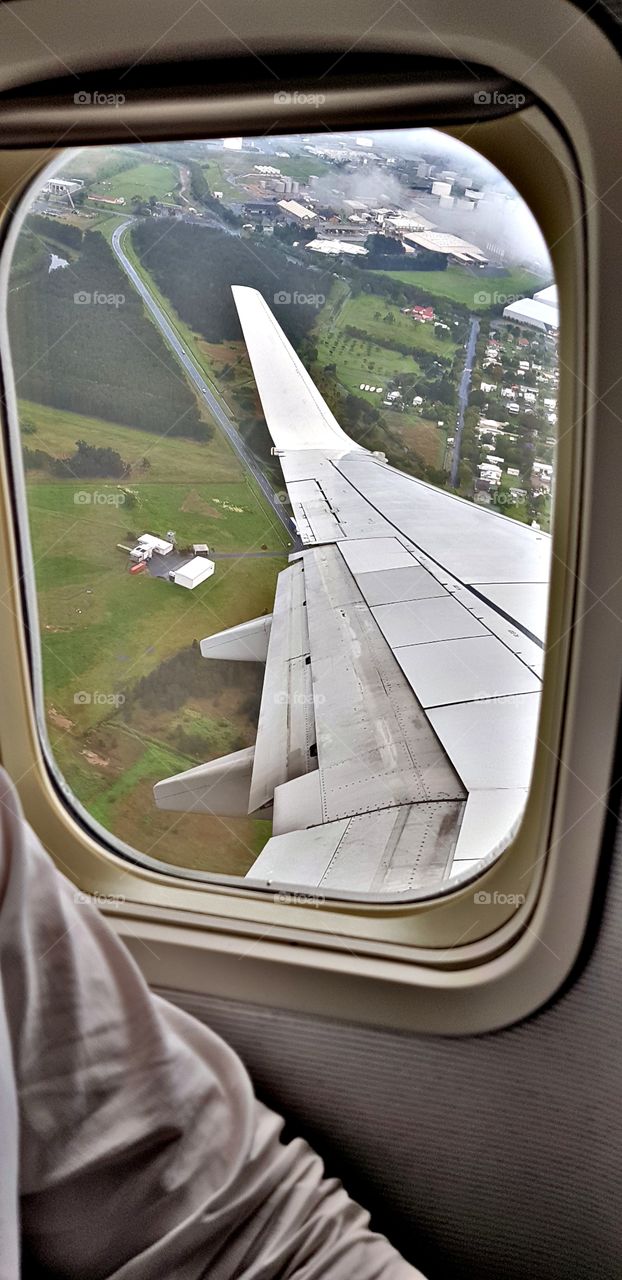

{"left": 247, "top": 801, "right": 464, "bottom": 893}
{"left": 248, "top": 560, "right": 317, "bottom": 814}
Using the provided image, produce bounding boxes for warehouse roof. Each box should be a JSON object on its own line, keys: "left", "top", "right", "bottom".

{"left": 306, "top": 238, "right": 368, "bottom": 256}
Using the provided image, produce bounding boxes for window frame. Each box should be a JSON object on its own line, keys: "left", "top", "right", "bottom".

{"left": 0, "top": 3, "right": 619, "bottom": 1034}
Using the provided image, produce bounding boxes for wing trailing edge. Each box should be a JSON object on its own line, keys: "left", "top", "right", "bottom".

{"left": 232, "top": 285, "right": 362, "bottom": 453}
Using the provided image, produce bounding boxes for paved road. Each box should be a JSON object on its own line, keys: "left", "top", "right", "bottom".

{"left": 211, "top": 551, "right": 288, "bottom": 559}
{"left": 110, "top": 220, "right": 297, "bottom": 543}
{"left": 450, "top": 314, "right": 480, "bottom": 489}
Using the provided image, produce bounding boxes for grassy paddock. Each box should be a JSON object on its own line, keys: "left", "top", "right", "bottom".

{"left": 369, "top": 266, "right": 549, "bottom": 309}
{"left": 90, "top": 160, "right": 180, "bottom": 205}
{"left": 20, "top": 395, "right": 288, "bottom": 871}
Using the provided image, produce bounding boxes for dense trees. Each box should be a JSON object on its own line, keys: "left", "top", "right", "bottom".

{"left": 9, "top": 228, "right": 212, "bottom": 442}
{"left": 364, "top": 233, "right": 405, "bottom": 257}
{"left": 23, "top": 438, "right": 128, "bottom": 477}
{"left": 127, "top": 645, "right": 261, "bottom": 727}
{"left": 188, "top": 160, "right": 210, "bottom": 206}
{"left": 131, "top": 221, "right": 321, "bottom": 348}
{"left": 26, "top": 214, "right": 84, "bottom": 252}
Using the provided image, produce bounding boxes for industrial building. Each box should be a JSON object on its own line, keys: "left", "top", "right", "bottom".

{"left": 305, "top": 238, "right": 368, "bottom": 256}
{"left": 503, "top": 283, "right": 559, "bottom": 331}
{"left": 170, "top": 556, "right": 215, "bottom": 590}
{"left": 40, "top": 177, "right": 84, "bottom": 196}
{"left": 503, "top": 296, "right": 559, "bottom": 331}
{"left": 381, "top": 212, "right": 436, "bottom": 232}
{"left": 276, "top": 198, "right": 316, "bottom": 224}
{"left": 534, "top": 284, "right": 559, "bottom": 309}
{"left": 87, "top": 194, "right": 126, "bottom": 206}
{"left": 402, "top": 230, "right": 489, "bottom": 265}
{"left": 318, "top": 222, "right": 368, "bottom": 240}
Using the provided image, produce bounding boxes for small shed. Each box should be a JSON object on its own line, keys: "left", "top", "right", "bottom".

{"left": 172, "top": 556, "right": 215, "bottom": 590}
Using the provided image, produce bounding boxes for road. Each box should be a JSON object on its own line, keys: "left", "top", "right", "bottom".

{"left": 110, "top": 220, "right": 297, "bottom": 543}
{"left": 450, "top": 314, "right": 480, "bottom": 489}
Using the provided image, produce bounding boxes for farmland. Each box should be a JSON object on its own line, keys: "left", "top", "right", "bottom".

{"left": 20, "top": 397, "right": 288, "bottom": 873}
{"left": 88, "top": 159, "right": 180, "bottom": 204}
{"left": 371, "top": 265, "right": 548, "bottom": 308}
{"left": 314, "top": 287, "right": 460, "bottom": 470}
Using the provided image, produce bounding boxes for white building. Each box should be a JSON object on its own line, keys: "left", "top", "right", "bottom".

{"left": 130, "top": 533, "right": 174, "bottom": 561}
{"left": 479, "top": 462, "right": 502, "bottom": 484}
{"left": 534, "top": 284, "right": 559, "bottom": 309}
{"left": 403, "top": 231, "right": 488, "bottom": 265}
{"left": 477, "top": 418, "right": 509, "bottom": 436}
{"left": 384, "top": 213, "right": 435, "bottom": 232}
{"left": 277, "top": 199, "right": 316, "bottom": 224}
{"left": 172, "top": 556, "right": 215, "bottom": 590}
{"left": 41, "top": 177, "right": 84, "bottom": 196}
{"left": 305, "top": 238, "right": 368, "bottom": 256}
{"left": 503, "top": 284, "right": 559, "bottom": 331}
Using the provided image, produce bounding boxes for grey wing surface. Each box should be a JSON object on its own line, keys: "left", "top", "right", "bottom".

{"left": 155, "top": 287, "right": 548, "bottom": 894}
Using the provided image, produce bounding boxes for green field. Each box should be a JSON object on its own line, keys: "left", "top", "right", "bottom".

{"left": 94, "top": 211, "right": 133, "bottom": 242}
{"left": 62, "top": 148, "right": 136, "bottom": 182}
{"left": 337, "top": 293, "right": 460, "bottom": 352}
{"left": 21, "top": 399, "right": 288, "bottom": 872}
{"left": 370, "top": 266, "right": 549, "bottom": 309}
{"left": 90, "top": 160, "right": 180, "bottom": 205}
{"left": 19, "top": 400, "right": 239, "bottom": 484}
{"left": 317, "top": 328, "right": 426, "bottom": 400}
{"left": 315, "top": 287, "right": 458, "bottom": 420}
{"left": 201, "top": 158, "right": 250, "bottom": 201}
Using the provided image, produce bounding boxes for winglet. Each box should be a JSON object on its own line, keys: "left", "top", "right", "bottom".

{"left": 232, "top": 285, "right": 362, "bottom": 453}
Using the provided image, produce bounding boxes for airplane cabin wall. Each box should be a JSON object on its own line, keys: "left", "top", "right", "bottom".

{"left": 158, "top": 794, "right": 622, "bottom": 1280}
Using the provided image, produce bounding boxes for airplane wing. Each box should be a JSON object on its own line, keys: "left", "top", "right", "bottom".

{"left": 155, "top": 287, "right": 549, "bottom": 894}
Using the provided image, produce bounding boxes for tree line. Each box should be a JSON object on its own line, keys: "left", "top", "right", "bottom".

{"left": 23, "top": 438, "right": 128, "bottom": 478}
{"left": 127, "top": 641, "right": 263, "bottom": 720}
{"left": 9, "top": 228, "right": 213, "bottom": 443}
{"left": 131, "top": 221, "right": 322, "bottom": 348}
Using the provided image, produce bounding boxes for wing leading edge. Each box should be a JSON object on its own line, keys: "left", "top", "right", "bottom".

{"left": 155, "top": 287, "right": 548, "bottom": 894}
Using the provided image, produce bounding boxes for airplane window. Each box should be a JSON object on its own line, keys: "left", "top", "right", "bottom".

{"left": 5, "top": 129, "right": 556, "bottom": 899}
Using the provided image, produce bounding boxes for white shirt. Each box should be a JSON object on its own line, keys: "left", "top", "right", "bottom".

{"left": 0, "top": 770, "right": 424, "bottom": 1279}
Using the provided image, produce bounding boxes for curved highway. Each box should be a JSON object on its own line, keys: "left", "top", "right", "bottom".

{"left": 110, "top": 220, "right": 296, "bottom": 542}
